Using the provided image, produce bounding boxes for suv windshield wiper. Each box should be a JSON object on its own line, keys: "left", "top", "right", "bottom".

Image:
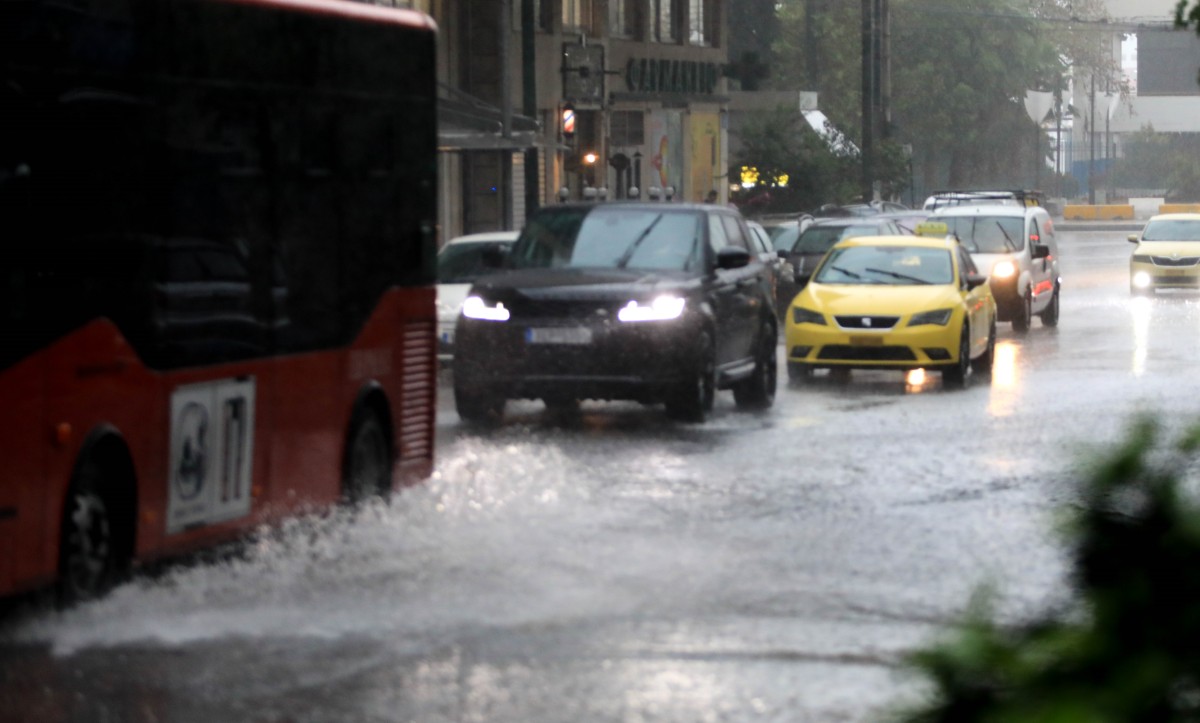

{"left": 615, "top": 214, "right": 663, "bottom": 269}
{"left": 994, "top": 221, "right": 1019, "bottom": 252}
{"left": 864, "top": 267, "right": 932, "bottom": 285}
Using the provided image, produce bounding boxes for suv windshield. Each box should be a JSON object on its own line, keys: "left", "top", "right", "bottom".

{"left": 939, "top": 216, "right": 1024, "bottom": 253}
{"left": 814, "top": 245, "right": 954, "bottom": 286}
{"left": 793, "top": 225, "right": 883, "bottom": 254}
{"left": 1142, "top": 219, "right": 1200, "bottom": 241}
{"left": 511, "top": 208, "right": 704, "bottom": 271}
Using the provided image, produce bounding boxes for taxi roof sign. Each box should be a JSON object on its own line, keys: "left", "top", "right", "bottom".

{"left": 915, "top": 221, "right": 950, "bottom": 238}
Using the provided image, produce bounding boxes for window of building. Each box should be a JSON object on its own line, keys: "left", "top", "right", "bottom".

{"left": 688, "top": 0, "right": 716, "bottom": 46}
{"left": 563, "top": 0, "right": 594, "bottom": 32}
{"left": 654, "top": 0, "right": 677, "bottom": 43}
{"left": 610, "top": 111, "right": 644, "bottom": 147}
{"left": 609, "top": 0, "right": 635, "bottom": 38}
{"left": 514, "top": 0, "right": 552, "bottom": 30}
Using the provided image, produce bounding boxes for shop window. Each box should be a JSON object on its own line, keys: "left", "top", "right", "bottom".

{"left": 610, "top": 111, "right": 644, "bottom": 147}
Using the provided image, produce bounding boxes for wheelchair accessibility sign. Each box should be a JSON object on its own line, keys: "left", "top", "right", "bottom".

{"left": 166, "top": 377, "right": 256, "bottom": 534}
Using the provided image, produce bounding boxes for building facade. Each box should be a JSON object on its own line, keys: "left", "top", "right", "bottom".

{"left": 431, "top": 1, "right": 731, "bottom": 241}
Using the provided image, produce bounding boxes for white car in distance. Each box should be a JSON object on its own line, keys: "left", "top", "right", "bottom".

{"left": 437, "top": 230, "right": 520, "bottom": 362}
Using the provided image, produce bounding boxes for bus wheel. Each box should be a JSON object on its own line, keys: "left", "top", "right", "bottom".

{"left": 342, "top": 412, "right": 391, "bottom": 505}
{"left": 58, "top": 460, "right": 118, "bottom": 606}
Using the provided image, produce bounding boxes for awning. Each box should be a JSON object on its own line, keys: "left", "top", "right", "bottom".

{"left": 439, "top": 83, "right": 541, "bottom": 151}
{"left": 802, "top": 110, "right": 859, "bottom": 156}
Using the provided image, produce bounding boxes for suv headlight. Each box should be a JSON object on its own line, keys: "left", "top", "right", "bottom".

{"left": 909, "top": 308, "right": 954, "bottom": 327}
{"left": 792, "top": 307, "right": 826, "bottom": 326}
{"left": 462, "top": 295, "right": 511, "bottom": 322}
{"left": 617, "top": 295, "right": 686, "bottom": 322}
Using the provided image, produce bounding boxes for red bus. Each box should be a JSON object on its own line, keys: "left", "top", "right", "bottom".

{"left": 1, "top": 0, "right": 438, "bottom": 602}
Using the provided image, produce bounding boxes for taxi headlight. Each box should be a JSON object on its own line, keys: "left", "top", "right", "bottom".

{"left": 909, "top": 308, "right": 954, "bottom": 327}
{"left": 1132, "top": 271, "right": 1152, "bottom": 289}
{"left": 461, "top": 295, "right": 510, "bottom": 322}
{"left": 991, "top": 260, "right": 1017, "bottom": 279}
{"left": 792, "top": 307, "right": 826, "bottom": 326}
{"left": 617, "top": 295, "right": 686, "bottom": 322}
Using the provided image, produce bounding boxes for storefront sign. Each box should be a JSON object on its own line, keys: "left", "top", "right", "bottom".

{"left": 625, "top": 58, "right": 719, "bottom": 96}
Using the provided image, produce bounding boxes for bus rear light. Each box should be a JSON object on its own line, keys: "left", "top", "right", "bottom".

{"left": 53, "top": 422, "right": 72, "bottom": 447}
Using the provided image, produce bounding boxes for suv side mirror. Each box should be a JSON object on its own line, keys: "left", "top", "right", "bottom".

{"left": 1031, "top": 243, "right": 1050, "bottom": 260}
{"left": 716, "top": 246, "right": 751, "bottom": 270}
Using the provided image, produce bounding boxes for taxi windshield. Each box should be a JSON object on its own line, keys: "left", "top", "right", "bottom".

{"left": 813, "top": 245, "right": 954, "bottom": 286}
{"left": 939, "top": 216, "right": 1025, "bottom": 253}
{"left": 1142, "top": 219, "right": 1200, "bottom": 241}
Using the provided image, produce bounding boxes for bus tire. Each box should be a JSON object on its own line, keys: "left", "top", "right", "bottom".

{"left": 342, "top": 411, "right": 392, "bottom": 505}
{"left": 58, "top": 456, "right": 125, "bottom": 606}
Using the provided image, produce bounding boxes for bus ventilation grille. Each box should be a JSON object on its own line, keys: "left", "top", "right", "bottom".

{"left": 399, "top": 320, "right": 435, "bottom": 462}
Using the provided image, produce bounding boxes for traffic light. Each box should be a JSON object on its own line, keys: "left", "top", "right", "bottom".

{"left": 561, "top": 103, "right": 576, "bottom": 141}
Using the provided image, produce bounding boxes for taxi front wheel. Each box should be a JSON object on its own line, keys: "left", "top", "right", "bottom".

{"left": 942, "top": 328, "right": 970, "bottom": 389}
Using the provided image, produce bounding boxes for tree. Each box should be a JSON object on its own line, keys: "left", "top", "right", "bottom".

{"left": 1117, "top": 128, "right": 1200, "bottom": 201}
{"left": 891, "top": 417, "right": 1200, "bottom": 722}
{"left": 730, "top": 106, "right": 862, "bottom": 213}
{"left": 771, "top": 0, "right": 1112, "bottom": 193}
{"left": 1176, "top": 0, "right": 1200, "bottom": 84}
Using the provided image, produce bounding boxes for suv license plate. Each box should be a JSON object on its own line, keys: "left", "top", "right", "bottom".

{"left": 527, "top": 327, "right": 593, "bottom": 345}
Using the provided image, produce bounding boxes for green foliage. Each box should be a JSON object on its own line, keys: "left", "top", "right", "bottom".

{"left": 771, "top": 0, "right": 1103, "bottom": 192}
{"left": 892, "top": 417, "right": 1200, "bottom": 722}
{"left": 730, "top": 106, "right": 862, "bottom": 213}
{"left": 1117, "top": 129, "right": 1200, "bottom": 201}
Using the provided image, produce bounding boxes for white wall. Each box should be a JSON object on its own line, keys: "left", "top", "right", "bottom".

{"left": 1106, "top": 0, "right": 1176, "bottom": 21}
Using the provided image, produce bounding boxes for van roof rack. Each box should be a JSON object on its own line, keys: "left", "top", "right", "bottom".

{"left": 928, "top": 189, "right": 1044, "bottom": 207}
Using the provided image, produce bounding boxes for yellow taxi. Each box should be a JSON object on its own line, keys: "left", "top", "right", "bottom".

{"left": 1129, "top": 213, "right": 1200, "bottom": 295}
{"left": 784, "top": 230, "right": 997, "bottom": 388}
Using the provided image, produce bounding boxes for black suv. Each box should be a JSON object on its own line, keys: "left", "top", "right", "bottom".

{"left": 453, "top": 202, "right": 779, "bottom": 424}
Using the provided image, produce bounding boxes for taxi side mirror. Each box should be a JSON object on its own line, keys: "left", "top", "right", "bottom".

{"left": 965, "top": 273, "right": 989, "bottom": 291}
{"left": 1127, "top": 234, "right": 1139, "bottom": 243}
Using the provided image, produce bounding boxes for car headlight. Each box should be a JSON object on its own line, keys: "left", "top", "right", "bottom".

{"left": 991, "top": 260, "right": 1017, "bottom": 279}
{"left": 617, "top": 295, "right": 686, "bottom": 322}
{"left": 461, "top": 295, "right": 510, "bottom": 322}
{"left": 1132, "top": 271, "right": 1152, "bottom": 289}
{"left": 792, "top": 307, "right": 826, "bottom": 326}
{"left": 908, "top": 308, "right": 954, "bottom": 327}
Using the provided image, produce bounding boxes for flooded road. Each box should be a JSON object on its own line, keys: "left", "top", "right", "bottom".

{"left": 4, "top": 226, "right": 1198, "bottom": 722}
